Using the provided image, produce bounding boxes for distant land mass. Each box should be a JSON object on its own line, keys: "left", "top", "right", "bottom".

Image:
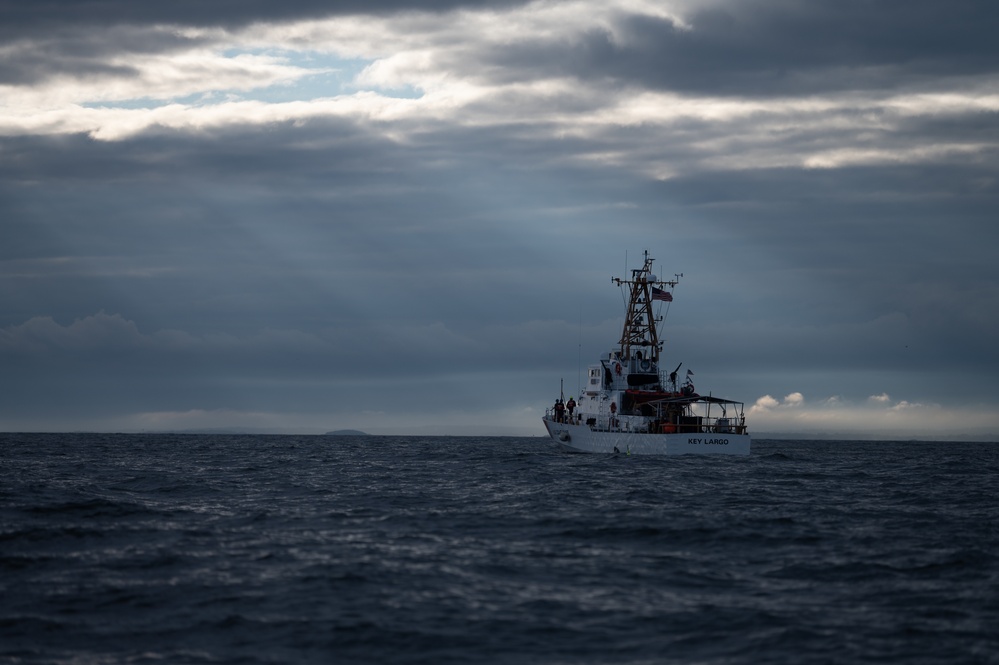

{"left": 325, "top": 429, "right": 369, "bottom": 436}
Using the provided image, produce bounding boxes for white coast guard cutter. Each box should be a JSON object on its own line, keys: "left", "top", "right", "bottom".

{"left": 543, "top": 252, "right": 750, "bottom": 455}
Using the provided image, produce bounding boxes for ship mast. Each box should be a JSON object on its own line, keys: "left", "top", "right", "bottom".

{"left": 612, "top": 251, "right": 678, "bottom": 364}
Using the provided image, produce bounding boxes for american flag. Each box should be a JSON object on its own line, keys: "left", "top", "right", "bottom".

{"left": 651, "top": 286, "right": 673, "bottom": 302}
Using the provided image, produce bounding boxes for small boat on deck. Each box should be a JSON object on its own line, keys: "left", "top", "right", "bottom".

{"left": 543, "top": 251, "right": 750, "bottom": 455}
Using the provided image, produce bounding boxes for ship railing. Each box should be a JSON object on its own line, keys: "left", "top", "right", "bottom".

{"left": 549, "top": 410, "right": 747, "bottom": 435}
{"left": 585, "top": 413, "right": 747, "bottom": 435}
{"left": 544, "top": 407, "right": 574, "bottom": 424}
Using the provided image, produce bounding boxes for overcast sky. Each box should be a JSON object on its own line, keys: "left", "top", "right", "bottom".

{"left": 2, "top": 0, "right": 997, "bottom": 438}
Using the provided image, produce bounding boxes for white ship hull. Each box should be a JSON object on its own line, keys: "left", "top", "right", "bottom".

{"left": 543, "top": 417, "right": 750, "bottom": 455}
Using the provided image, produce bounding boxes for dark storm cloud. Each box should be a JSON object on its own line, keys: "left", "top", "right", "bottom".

{"left": 485, "top": 0, "right": 999, "bottom": 95}
{"left": 5, "top": 112, "right": 995, "bottom": 391}
{"left": 0, "top": 308, "right": 591, "bottom": 428}
{"left": 0, "top": 0, "right": 528, "bottom": 84}
{"left": 0, "top": 0, "right": 527, "bottom": 33}
{"left": 0, "top": 114, "right": 617, "bottom": 340}
{"left": 0, "top": 118, "right": 402, "bottom": 185}
{"left": 0, "top": 24, "right": 206, "bottom": 85}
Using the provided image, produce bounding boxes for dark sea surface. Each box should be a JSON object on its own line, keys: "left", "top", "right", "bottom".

{"left": 1, "top": 434, "right": 997, "bottom": 664}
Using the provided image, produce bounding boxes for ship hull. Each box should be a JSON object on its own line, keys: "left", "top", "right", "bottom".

{"left": 543, "top": 417, "right": 750, "bottom": 455}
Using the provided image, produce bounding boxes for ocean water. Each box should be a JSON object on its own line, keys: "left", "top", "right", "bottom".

{"left": 1, "top": 434, "right": 997, "bottom": 665}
